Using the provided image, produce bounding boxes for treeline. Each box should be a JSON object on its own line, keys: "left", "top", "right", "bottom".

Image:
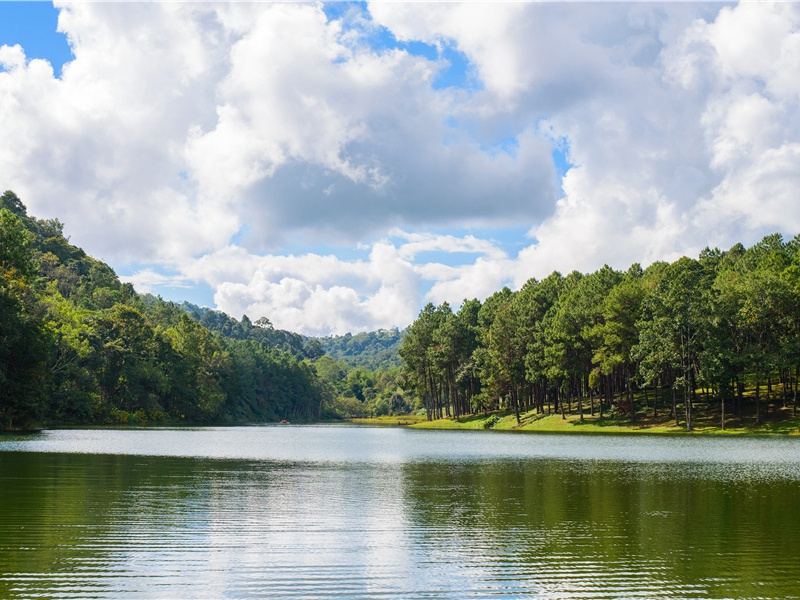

{"left": 0, "top": 191, "right": 324, "bottom": 429}
{"left": 173, "top": 303, "right": 414, "bottom": 417}
{"left": 400, "top": 234, "right": 800, "bottom": 430}
{"left": 177, "top": 301, "right": 324, "bottom": 359}
{"left": 317, "top": 329, "right": 405, "bottom": 369}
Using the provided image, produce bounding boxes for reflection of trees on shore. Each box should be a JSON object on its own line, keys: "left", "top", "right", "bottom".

{"left": 399, "top": 459, "right": 800, "bottom": 598}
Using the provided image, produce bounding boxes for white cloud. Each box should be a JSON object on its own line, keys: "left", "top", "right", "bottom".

{"left": 4, "top": 2, "right": 800, "bottom": 335}
{"left": 391, "top": 229, "right": 507, "bottom": 261}
{"left": 369, "top": 2, "right": 531, "bottom": 100}
{"left": 2, "top": 2, "right": 558, "bottom": 257}
{"left": 165, "top": 235, "right": 507, "bottom": 335}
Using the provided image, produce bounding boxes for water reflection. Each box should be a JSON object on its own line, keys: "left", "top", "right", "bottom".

{"left": 400, "top": 459, "right": 800, "bottom": 598}
{"left": 1, "top": 428, "right": 799, "bottom": 598}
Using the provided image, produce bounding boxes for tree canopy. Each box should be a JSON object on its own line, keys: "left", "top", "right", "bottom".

{"left": 0, "top": 192, "right": 326, "bottom": 429}
{"left": 400, "top": 234, "right": 800, "bottom": 430}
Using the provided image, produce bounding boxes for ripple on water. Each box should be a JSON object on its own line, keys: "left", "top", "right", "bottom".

{"left": 1, "top": 427, "right": 800, "bottom": 599}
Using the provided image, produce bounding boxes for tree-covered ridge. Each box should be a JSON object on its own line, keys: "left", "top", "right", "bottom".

{"left": 170, "top": 300, "right": 318, "bottom": 359}
{"left": 400, "top": 234, "right": 800, "bottom": 430}
{"left": 316, "top": 329, "right": 405, "bottom": 370}
{"left": 0, "top": 191, "right": 324, "bottom": 429}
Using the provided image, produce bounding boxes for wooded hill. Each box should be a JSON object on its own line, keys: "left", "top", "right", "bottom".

{"left": 317, "top": 329, "right": 405, "bottom": 369}
{"left": 0, "top": 190, "right": 416, "bottom": 430}
{"left": 174, "top": 300, "right": 319, "bottom": 359}
{"left": 400, "top": 234, "right": 800, "bottom": 430}
{"left": 0, "top": 191, "right": 330, "bottom": 429}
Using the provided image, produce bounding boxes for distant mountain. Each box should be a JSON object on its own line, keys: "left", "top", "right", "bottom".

{"left": 175, "top": 301, "right": 405, "bottom": 370}
{"left": 315, "top": 329, "right": 405, "bottom": 370}
{"left": 174, "top": 301, "right": 322, "bottom": 359}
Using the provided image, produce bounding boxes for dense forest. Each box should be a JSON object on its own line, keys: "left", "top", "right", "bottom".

{"left": 0, "top": 191, "right": 408, "bottom": 430}
{"left": 311, "top": 329, "right": 411, "bottom": 417}
{"left": 8, "top": 187, "right": 798, "bottom": 433}
{"left": 400, "top": 234, "right": 800, "bottom": 430}
{"left": 317, "top": 329, "right": 404, "bottom": 369}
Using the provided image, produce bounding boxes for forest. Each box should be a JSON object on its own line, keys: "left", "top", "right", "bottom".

{"left": 400, "top": 233, "right": 800, "bottom": 430}
{"left": 6, "top": 186, "right": 800, "bottom": 433}
{"left": 0, "top": 191, "right": 409, "bottom": 430}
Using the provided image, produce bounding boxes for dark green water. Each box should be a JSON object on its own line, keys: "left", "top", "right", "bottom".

{"left": 1, "top": 427, "right": 799, "bottom": 598}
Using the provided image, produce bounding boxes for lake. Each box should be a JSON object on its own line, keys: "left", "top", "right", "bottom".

{"left": 1, "top": 426, "right": 799, "bottom": 599}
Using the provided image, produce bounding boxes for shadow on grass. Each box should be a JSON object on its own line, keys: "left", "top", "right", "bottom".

{"left": 453, "top": 413, "right": 498, "bottom": 424}
{"left": 754, "top": 418, "right": 800, "bottom": 435}
{"left": 561, "top": 413, "right": 687, "bottom": 432}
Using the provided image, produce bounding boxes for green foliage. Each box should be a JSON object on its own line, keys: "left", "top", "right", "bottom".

{"left": 314, "top": 351, "right": 410, "bottom": 419}
{"left": 0, "top": 209, "right": 38, "bottom": 279}
{"left": 0, "top": 209, "right": 49, "bottom": 428}
{"left": 0, "top": 191, "right": 336, "bottom": 429}
{"left": 0, "top": 191, "right": 27, "bottom": 218}
{"left": 402, "top": 233, "right": 800, "bottom": 430}
{"left": 180, "top": 302, "right": 311, "bottom": 358}
{"left": 315, "top": 328, "right": 405, "bottom": 369}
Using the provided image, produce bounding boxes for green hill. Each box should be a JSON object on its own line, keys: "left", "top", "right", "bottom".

{"left": 315, "top": 329, "right": 405, "bottom": 370}
{"left": 0, "top": 190, "right": 325, "bottom": 429}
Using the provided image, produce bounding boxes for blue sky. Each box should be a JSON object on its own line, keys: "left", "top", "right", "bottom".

{"left": 2, "top": 1, "right": 799, "bottom": 335}
{"left": 0, "top": 2, "right": 70, "bottom": 73}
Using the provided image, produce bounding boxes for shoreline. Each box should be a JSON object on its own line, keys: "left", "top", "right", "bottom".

{"left": 5, "top": 411, "right": 799, "bottom": 436}
{"left": 350, "top": 409, "right": 800, "bottom": 436}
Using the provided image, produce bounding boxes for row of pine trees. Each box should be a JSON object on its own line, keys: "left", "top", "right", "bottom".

{"left": 400, "top": 234, "right": 800, "bottom": 430}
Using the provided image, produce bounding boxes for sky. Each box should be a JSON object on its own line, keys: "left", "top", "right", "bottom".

{"left": 2, "top": 1, "right": 800, "bottom": 336}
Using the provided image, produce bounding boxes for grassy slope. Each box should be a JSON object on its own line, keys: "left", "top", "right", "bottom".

{"left": 409, "top": 404, "right": 800, "bottom": 435}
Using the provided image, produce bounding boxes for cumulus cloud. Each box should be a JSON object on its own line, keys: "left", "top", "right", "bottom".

{"left": 165, "top": 233, "right": 508, "bottom": 336}
{"left": 4, "top": 1, "right": 800, "bottom": 335}
{"left": 678, "top": 2, "right": 800, "bottom": 245}
{"left": 2, "top": 2, "right": 558, "bottom": 258}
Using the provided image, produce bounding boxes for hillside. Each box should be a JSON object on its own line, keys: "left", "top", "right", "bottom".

{"left": 0, "top": 191, "right": 325, "bottom": 429}
{"left": 171, "top": 300, "right": 321, "bottom": 358}
{"left": 315, "top": 329, "right": 405, "bottom": 369}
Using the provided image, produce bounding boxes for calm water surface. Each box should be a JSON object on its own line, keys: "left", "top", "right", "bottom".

{"left": 1, "top": 426, "right": 799, "bottom": 599}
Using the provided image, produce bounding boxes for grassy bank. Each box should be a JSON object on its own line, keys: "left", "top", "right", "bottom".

{"left": 408, "top": 405, "right": 800, "bottom": 435}
{"left": 347, "top": 415, "right": 429, "bottom": 426}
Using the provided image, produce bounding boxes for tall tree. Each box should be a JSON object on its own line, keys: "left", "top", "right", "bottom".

{"left": 635, "top": 257, "right": 709, "bottom": 430}
{"left": 589, "top": 266, "right": 642, "bottom": 420}
{"left": 0, "top": 209, "right": 49, "bottom": 428}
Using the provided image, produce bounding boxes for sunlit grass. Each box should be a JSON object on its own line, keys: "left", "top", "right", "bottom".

{"left": 348, "top": 415, "right": 429, "bottom": 426}
{"left": 410, "top": 405, "right": 800, "bottom": 435}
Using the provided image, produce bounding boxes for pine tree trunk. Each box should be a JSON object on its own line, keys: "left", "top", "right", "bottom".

{"left": 598, "top": 379, "right": 604, "bottom": 419}
{"left": 737, "top": 377, "right": 744, "bottom": 418}
{"left": 608, "top": 374, "right": 614, "bottom": 417}
{"left": 628, "top": 367, "right": 635, "bottom": 423}
{"left": 766, "top": 376, "right": 771, "bottom": 417}
{"left": 686, "top": 387, "right": 693, "bottom": 431}
{"left": 781, "top": 370, "right": 788, "bottom": 409}
{"left": 672, "top": 386, "right": 679, "bottom": 427}
{"left": 653, "top": 378, "right": 658, "bottom": 419}
{"left": 755, "top": 380, "right": 761, "bottom": 426}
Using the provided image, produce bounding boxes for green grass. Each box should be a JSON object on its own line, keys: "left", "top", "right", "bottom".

{"left": 347, "top": 414, "right": 428, "bottom": 426}
{"left": 410, "top": 405, "right": 800, "bottom": 435}
{"left": 407, "top": 413, "right": 500, "bottom": 429}
{"left": 343, "top": 387, "right": 800, "bottom": 435}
